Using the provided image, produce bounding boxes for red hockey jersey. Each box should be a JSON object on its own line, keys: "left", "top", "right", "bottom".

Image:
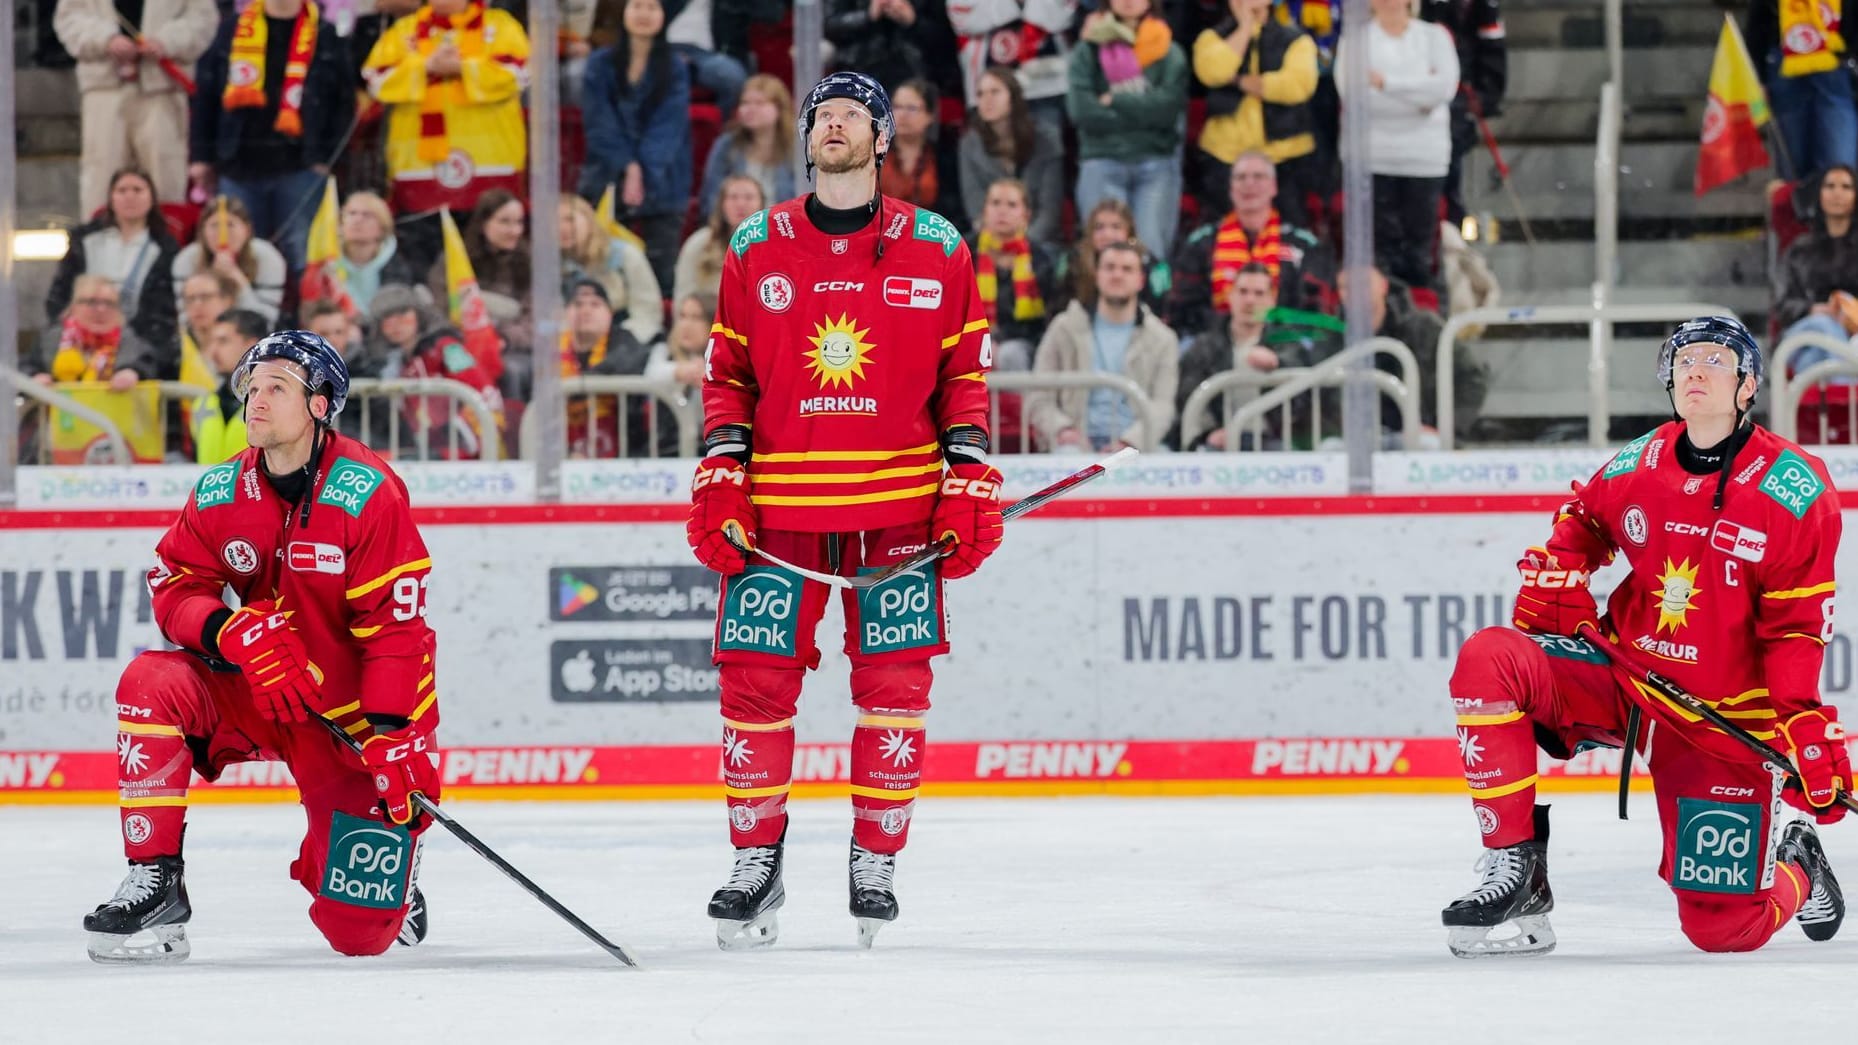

{"left": 703, "top": 197, "right": 993, "bottom": 532}
{"left": 147, "top": 432, "right": 439, "bottom": 731}
{"left": 1545, "top": 422, "right": 1840, "bottom": 746}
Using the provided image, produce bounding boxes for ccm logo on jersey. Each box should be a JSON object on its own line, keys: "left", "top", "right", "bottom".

{"left": 1710, "top": 520, "right": 1767, "bottom": 562}
{"left": 883, "top": 277, "right": 943, "bottom": 309}
{"left": 1665, "top": 521, "right": 1710, "bottom": 537}
{"left": 288, "top": 541, "right": 347, "bottom": 574}
{"left": 814, "top": 280, "right": 865, "bottom": 292}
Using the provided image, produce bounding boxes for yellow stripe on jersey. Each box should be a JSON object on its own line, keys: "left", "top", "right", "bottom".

{"left": 1456, "top": 711, "right": 1525, "bottom": 726}
{"left": 751, "top": 442, "right": 938, "bottom": 464}
{"left": 857, "top": 714, "right": 925, "bottom": 729}
{"left": 750, "top": 463, "right": 942, "bottom": 485}
{"left": 411, "top": 690, "right": 438, "bottom": 722}
{"left": 850, "top": 784, "right": 921, "bottom": 801}
{"left": 117, "top": 721, "right": 182, "bottom": 737}
{"left": 751, "top": 483, "right": 940, "bottom": 508}
{"left": 724, "top": 718, "right": 796, "bottom": 732}
{"left": 711, "top": 322, "right": 748, "bottom": 346}
{"left": 121, "top": 796, "right": 188, "bottom": 808}
{"left": 325, "top": 700, "right": 362, "bottom": 719}
{"left": 350, "top": 625, "right": 384, "bottom": 639}
{"left": 948, "top": 371, "right": 988, "bottom": 383}
{"left": 941, "top": 318, "right": 988, "bottom": 348}
{"left": 346, "top": 557, "right": 432, "bottom": 600}
{"left": 1473, "top": 775, "right": 1538, "bottom": 799}
{"left": 1765, "top": 582, "right": 1837, "bottom": 600}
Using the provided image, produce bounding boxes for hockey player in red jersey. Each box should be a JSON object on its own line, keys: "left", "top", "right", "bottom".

{"left": 85, "top": 331, "right": 441, "bottom": 963}
{"left": 688, "top": 71, "right": 1003, "bottom": 950}
{"left": 1443, "top": 316, "right": 1846, "bottom": 957}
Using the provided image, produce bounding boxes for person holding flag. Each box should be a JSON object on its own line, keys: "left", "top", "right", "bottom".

{"left": 299, "top": 189, "right": 421, "bottom": 322}
{"left": 1744, "top": 0, "right": 1854, "bottom": 183}
{"left": 1698, "top": 13, "right": 1779, "bottom": 194}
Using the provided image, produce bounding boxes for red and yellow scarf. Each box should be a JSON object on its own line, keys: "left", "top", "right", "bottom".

{"left": 1780, "top": 0, "right": 1845, "bottom": 77}
{"left": 223, "top": 0, "right": 320, "bottom": 137}
{"left": 1210, "top": 210, "right": 1282, "bottom": 312}
{"left": 412, "top": 4, "right": 490, "bottom": 164}
{"left": 51, "top": 316, "right": 122, "bottom": 382}
{"left": 976, "top": 231, "right": 1045, "bottom": 324}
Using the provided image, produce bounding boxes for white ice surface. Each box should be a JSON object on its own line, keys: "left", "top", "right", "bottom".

{"left": 7, "top": 792, "right": 1858, "bottom": 1043}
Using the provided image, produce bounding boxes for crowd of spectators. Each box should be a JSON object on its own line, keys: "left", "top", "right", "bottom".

{"left": 26, "top": 0, "right": 1518, "bottom": 465}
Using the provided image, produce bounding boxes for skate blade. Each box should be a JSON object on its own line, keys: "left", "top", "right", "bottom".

{"left": 1800, "top": 910, "right": 1843, "bottom": 943}
{"left": 854, "top": 917, "right": 891, "bottom": 950}
{"left": 1447, "top": 914, "right": 1556, "bottom": 959}
{"left": 715, "top": 911, "right": 780, "bottom": 952}
{"left": 87, "top": 924, "right": 190, "bottom": 965}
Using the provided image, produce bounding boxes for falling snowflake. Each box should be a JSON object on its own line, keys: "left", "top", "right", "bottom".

{"left": 1456, "top": 728, "right": 1484, "bottom": 767}
{"left": 118, "top": 736, "right": 150, "bottom": 776}
{"left": 722, "top": 729, "right": 754, "bottom": 768}
{"left": 879, "top": 729, "right": 916, "bottom": 768}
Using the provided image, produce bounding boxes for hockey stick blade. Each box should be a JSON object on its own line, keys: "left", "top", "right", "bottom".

{"left": 727, "top": 447, "right": 1140, "bottom": 590}
{"left": 1576, "top": 624, "right": 1858, "bottom": 814}
{"left": 317, "top": 718, "right": 641, "bottom": 966}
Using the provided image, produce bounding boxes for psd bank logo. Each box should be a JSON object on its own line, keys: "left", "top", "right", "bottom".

{"left": 1673, "top": 798, "right": 1761, "bottom": 894}
{"left": 319, "top": 811, "right": 411, "bottom": 909}
{"left": 717, "top": 567, "right": 799, "bottom": 657}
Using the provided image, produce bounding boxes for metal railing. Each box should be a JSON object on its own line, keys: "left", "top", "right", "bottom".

{"left": 346, "top": 377, "right": 504, "bottom": 462}
{"left": 1436, "top": 302, "right": 1741, "bottom": 449}
{"left": 518, "top": 375, "right": 702, "bottom": 460}
{"left": 1772, "top": 330, "right": 1858, "bottom": 443}
{"left": 987, "top": 370, "right": 1168, "bottom": 452}
{"left": 1591, "top": 80, "right": 1622, "bottom": 413}
{"left": 2, "top": 366, "right": 134, "bottom": 464}
{"left": 1178, "top": 338, "right": 1421, "bottom": 451}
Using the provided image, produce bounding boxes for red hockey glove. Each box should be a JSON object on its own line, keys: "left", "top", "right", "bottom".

{"left": 932, "top": 463, "right": 1005, "bottom": 580}
{"left": 360, "top": 725, "right": 440, "bottom": 827}
{"left": 217, "top": 601, "right": 324, "bottom": 722}
{"left": 1780, "top": 708, "right": 1850, "bottom": 824}
{"left": 1511, "top": 547, "right": 1600, "bottom": 637}
{"left": 688, "top": 455, "right": 756, "bottom": 576}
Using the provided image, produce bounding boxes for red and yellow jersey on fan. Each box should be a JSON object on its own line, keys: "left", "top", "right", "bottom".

{"left": 703, "top": 197, "right": 993, "bottom": 533}
{"left": 1549, "top": 422, "right": 1839, "bottom": 746}
{"left": 147, "top": 431, "right": 439, "bottom": 732}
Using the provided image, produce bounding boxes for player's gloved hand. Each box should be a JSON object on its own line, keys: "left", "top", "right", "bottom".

{"left": 359, "top": 724, "right": 440, "bottom": 827}
{"left": 688, "top": 455, "right": 756, "bottom": 576}
{"left": 1511, "top": 547, "right": 1599, "bottom": 637}
{"left": 1780, "top": 707, "right": 1850, "bottom": 824}
{"left": 932, "top": 463, "right": 1005, "bottom": 580}
{"left": 217, "top": 600, "right": 324, "bottom": 722}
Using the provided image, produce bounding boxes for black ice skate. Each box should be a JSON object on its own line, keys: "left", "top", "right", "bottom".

{"left": 1442, "top": 805, "right": 1556, "bottom": 958}
{"left": 708, "top": 838, "right": 785, "bottom": 951}
{"left": 849, "top": 842, "right": 898, "bottom": 949}
{"left": 84, "top": 856, "right": 191, "bottom": 964}
{"left": 1779, "top": 819, "right": 1844, "bottom": 942}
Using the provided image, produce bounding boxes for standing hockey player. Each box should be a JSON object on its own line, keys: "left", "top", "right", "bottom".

{"left": 1443, "top": 316, "right": 1846, "bottom": 957}
{"left": 85, "top": 331, "right": 441, "bottom": 963}
{"left": 687, "top": 71, "right": 1004, "bottom": 950}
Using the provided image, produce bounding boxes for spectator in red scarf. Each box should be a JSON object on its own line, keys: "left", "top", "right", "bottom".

{"left": 1166, "top": 149, "right": 1331, "bottom": 338}
{"left": 966, "top": 177, "right": 1059, "bottom": 372}
{"left": 30, "top": 274, "right": 143, "bottom": 390}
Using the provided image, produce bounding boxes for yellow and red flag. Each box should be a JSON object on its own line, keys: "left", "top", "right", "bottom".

{"left": 1696, "top": 15, "right": 1772, "bottom": 195}
{"left": 595, "top": 184, "right": 647, "bottom": 252}
{"left": 299, "top": 175, "right": 355, "bottom": 315}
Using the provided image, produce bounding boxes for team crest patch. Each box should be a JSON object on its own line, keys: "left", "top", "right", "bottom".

{"left": 222, "top": 538, "right": 260, "bottom": 575}
{"left": 758, "top": 273, "right": 795, "bottom": 313}
{"left": 316, "top": 457, "right": 385, "bottom": 519}
{"left": 1602, "top": 432, "right": 1654, "bottom": 479}
{"left": 730, "top": 209, "right": 770, "bottom": 256}
{"left": 194, "top": 461, "right": 241, "bottom": 510}
{"left": 911, "top": 211, "right": 961, "bottom": 256}
{"left": 1758, "top": 449, "right": 1825, "bottom": 520}
{"left": 1622, "top": 506, "right": 1648, "bottom": 546}
{"left": 831, "top": 238, "right": 849, "bottom": 254}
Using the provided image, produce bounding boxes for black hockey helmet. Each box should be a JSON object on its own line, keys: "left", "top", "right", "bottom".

{"left": 1657, "top": 315, "right": 1764, "bottom": 401}
{"left": 797, "top": 71, "right": 893, "bottom": 175}
{"left": 231, "top": 329, "right": 351, "bottom": 425}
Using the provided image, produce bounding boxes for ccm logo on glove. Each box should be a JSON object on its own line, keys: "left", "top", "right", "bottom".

{"left": 1517, "top": 567, "right": 1589, "bottom": 590}
{"left": 939, "top": 474, "right": 999, "bottom": 500}
{"left": 693, "top": 464, "right": 748, "bottom": 490}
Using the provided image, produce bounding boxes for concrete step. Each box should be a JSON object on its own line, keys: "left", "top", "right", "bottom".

{"left": 16, "top": 68, "right": 78, "bottom": 118}
{"left": 1506, "top": 5, "right": 1728, "bottom": 49}
{"left": 1482, "top": 237, "right": 1767, "bottom": 299}
{"left": 19, "top": 156, "right": 83, "bottom": 229}
{"left": 1474, "top": 283, "right": 1770, "bottom": 319}
{"left": 20, "top": 115, "right": 81, "bottom": 159}
{"left": 1507, "top": 46, "right": 1711, "bottom": 106}
{"left": 1487, "top": 96, "right": 1706, "bottom": 144}
{"left": 1474, "top": 336, "right": 1676, "bottom": 419}
{"left": 1465, "top": 141, "right": 1771, "bottom": 221}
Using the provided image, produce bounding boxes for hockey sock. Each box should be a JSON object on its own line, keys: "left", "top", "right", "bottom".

{"left": 1453, "top": 696, "right": 1540, "bottom": 848}
{"left": 1769, "top": 860, "right": 1810, "bottom": 928}
{"left": 115, "top": 717, "right": 192, "bottom": 861}
{"left": 722, "top": 717, "right": 794, "bottom": 848}
{"left": 851, "top": 711, "right": 924, "bottom": 854}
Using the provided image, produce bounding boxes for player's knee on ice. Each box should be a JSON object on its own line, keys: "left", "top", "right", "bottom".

{"left": 1676, "top": 895, "right": 1782, "bottom": 953}
{"left": 309, "top": 896, "right": 408, "bottom": 956}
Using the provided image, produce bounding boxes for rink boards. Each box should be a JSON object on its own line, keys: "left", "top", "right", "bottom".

{"left": 6, "top": 449, "right": 1858, "bottom": 803}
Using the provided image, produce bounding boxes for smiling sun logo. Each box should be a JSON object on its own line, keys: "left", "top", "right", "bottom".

{"left": 1654, "top": 558, "right": 1701, "bottom": 633}
{"left": 805, "top": 314, "right": 876, "bottom": 389}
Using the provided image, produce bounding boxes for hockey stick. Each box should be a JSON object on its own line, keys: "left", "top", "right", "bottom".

{"left": 726, "top": 446, "right": 1139, "bottom": 590}
{"left": 1575, "top": 623, "right": 1858, "bottom": 814}
{"left": 316, "top": 718, "right": 640, "bottom": 966}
